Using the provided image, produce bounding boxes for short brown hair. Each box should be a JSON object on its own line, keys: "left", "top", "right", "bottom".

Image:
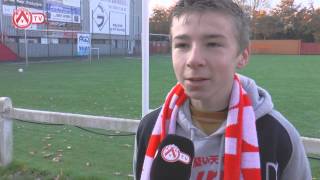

{"left": 171, "top": 0, "right": 250, "bottom": 54}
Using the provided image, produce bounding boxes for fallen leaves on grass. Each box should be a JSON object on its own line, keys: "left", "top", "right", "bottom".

{"left": 57, "top": 149, "right": 63, "bottom": 153}
{"left": 43, "top": 134, "right": 53, "bottom": 141}
{"left": 54, "top": 168, "right": 64, "bottom": 180}
{"left": 43, "top": 153, "right": 54, "bottom": 158}
{"left": 122, "top": 144, "right": 132, "bottom": 148}
{"left": 113, "top": 172, "right": 121, "bottom": 176}
{"left": 29, "top": 151, "right": 36, "bottom": 155}
{"left": 52, "top": 157, "right": 62, "bottom": 162}
{"left": 42, "top": 144, "right": 52, "bottom": 150}
{"left": 41, "top": 149, "right": 64, "bottom": 163}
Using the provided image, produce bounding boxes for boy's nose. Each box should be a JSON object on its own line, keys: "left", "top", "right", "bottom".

{"left": 186, "top": 44, "right": 206, "bottom": 68}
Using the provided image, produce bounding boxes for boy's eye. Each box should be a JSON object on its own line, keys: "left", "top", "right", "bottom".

{"left": 174, "top": 43, "right": 189, "bottom": 49}
{"left": 207, "top": 42, "right": 221, "bottom": 47}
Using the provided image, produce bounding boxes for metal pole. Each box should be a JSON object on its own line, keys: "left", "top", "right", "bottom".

{"left": 141, "top": 0, "right": 149, "bottom": 117}
{"left": 132, "top": 0, "right": 135, "bottom": 56}
{"left": 109, "top": 11, "right": 111, "bottom": 56}
{"left": 15, "top": 1, "right": 20, "bottom": 57}
{"left": 46, "top": 6, "right": 50, "bottom": 57}
{"left": 125, "top": 14, "right": 127, "bottom": 56}
{"left": 91, "top": 10, "right": 93, "bottom": 61}
{"left": 137, "top": 16, "right": 140, "bottom": 56}
{"left": 98, "top": 48, "right": 99, "bottom": 60}
{"left": 89, "top": 48, "right": 91, "bottom": 63}
{"left": 24, "top": 29, "right": 28, "bottom": 66}
{"left": 71, "top": 6, "right": 74, "bottom": 57}
{"left": 0, "top": 3, "right": 3, "bottom": 43}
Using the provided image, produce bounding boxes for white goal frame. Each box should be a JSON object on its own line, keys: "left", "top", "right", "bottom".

{"left": 89, "top": 47, "right": 100, "bottom": 63}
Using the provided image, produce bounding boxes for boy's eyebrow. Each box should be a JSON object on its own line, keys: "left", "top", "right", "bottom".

{"left": 172, "top": 34, "right": 190, "bottom": 41}
{"left": 203, "top": 34, "right": 226, "bottom": 40}
{"left": 172, "top": 34, "right": 226, "bottom": 41}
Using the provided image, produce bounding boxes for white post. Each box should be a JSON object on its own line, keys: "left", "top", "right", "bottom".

{"left": 89, "top": 49, "right": 92, "bottom": 64}
{"left": 89, "top": 34, "right": 92, "bottom": 64}
{"left": 0, "top": 97, "right": 13, "bottom": 167}
{"left": 141, "top": 0, "right": 150, "bottom": 117}
{"left": 97, "top": 48, "right": 100, "bottom": 60}
{"left": 24, "top": 29, "right": 28, "bottom": 66}
{"left": 0, "top": 6, "right": 3, "bottom": 43}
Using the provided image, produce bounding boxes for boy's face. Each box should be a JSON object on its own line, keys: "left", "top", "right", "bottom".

{"left": 171, "top": 11, "right": 249, "bottom": 104}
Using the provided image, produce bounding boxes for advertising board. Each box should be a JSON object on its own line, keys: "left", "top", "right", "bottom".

{"left": 77, "top": 33, "right": 91, "bottom": 56}
{"left": 90, "top": 0, "right": 130, "bottom": 35}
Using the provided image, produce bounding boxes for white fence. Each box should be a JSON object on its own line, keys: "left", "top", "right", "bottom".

{"left": 0, "top": 97, "right": 319, "bottom": 167}
{"left": 0, "top": 97, "right": 139, "bottom": 166}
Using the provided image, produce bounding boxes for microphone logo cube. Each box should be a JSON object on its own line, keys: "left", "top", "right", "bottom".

{"left": 161, "top": 144, "right": 191, "bottom": 164}
{"left": 161, "top": 144, "right": 180, "bottom": 163}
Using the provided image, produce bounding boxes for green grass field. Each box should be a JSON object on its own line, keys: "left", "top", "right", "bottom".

{"left": 0, "top": 55, "right": 319, "bottom": 179}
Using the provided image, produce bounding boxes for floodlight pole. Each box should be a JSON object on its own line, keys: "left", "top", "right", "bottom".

{"left": 141, "top": 0, "right": 150, "bottom": 117}
{"left": 109, "top": 11, "right": 111, "bottom": 56}
{"left": 90, "top": 10, "right": 93, "bottom": 63}
{"left": 0, "top": 7, "right": 3, "bottom": 43}
{"left": 24, "top": 29, "right": 28, "bottom": 66}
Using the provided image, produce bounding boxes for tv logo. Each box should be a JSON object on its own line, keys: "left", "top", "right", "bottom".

{"left": 12, "top": 8, "right": 46, "bottom": 29}
{"left": 161, "top": 144, "right": 191, "bottom": 164}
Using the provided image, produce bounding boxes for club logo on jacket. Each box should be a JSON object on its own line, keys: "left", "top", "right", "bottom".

{"left": 161, "top": 144, "right": 191, "bottom": 164}
{"left": 191, "top": 155, "right": 222, "bottom": 180}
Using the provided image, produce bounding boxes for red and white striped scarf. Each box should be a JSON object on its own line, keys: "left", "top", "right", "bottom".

{"left": 141, "top": 74, "right": 261, "bottom": 180}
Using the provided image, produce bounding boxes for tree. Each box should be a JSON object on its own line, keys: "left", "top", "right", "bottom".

{"left": 234, "top": 0, "right": 270, "bottom": 14}
{"left": 292, "top": 6, "right": 314, "bottom": 41}
{"left": 255, "top": 15, "right": 284, "bottom": 39}
{"left": 149, "top": 1, "right": 320, "bottom": 42}
{"left": 234, "top": 0, "right": 270, "bottom": 39}
{"left": 272, "top": 0, "right": 299, "bottom": 39}
{"left": 270, "top": 0, "right": 320, "bottom": 41}
{"left": 309, "top": 8, "right": 320, "bottom": 42}
{"left": 149, "top": 6, "right": 172, "bottom": 34}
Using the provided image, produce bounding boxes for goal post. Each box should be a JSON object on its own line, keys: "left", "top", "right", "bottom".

{"left": 141, "top": 0, "right": 150, "bottom": 117}
{"left": 89, "top": 47, "right": 100, "bottom": 63}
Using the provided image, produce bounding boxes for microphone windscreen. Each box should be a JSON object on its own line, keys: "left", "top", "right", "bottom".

{"left": 150, "top": 135, "right": 194, "bottom": 180}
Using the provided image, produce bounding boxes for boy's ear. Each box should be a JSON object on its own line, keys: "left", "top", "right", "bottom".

{"left": 236, "top": 46, "right": 250, "bottom": 69}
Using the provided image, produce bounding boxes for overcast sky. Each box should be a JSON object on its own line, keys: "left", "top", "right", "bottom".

{"left": 149, "top": 0, "right": 320, "bottom": 13}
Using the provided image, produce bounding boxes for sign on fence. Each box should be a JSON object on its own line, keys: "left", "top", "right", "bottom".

{"left": 90, "top": 0, "right": 130, "bottom": 35}
{"left": 77, "top": 33, "right": 91, "bottom": 56}
{"left": 46, "top": 0, "right": 81, "bottom": 23}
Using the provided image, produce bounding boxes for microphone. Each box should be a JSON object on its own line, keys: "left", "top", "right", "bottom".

{"left": 150, "top": 135, "right": 195, "bottom": 180}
